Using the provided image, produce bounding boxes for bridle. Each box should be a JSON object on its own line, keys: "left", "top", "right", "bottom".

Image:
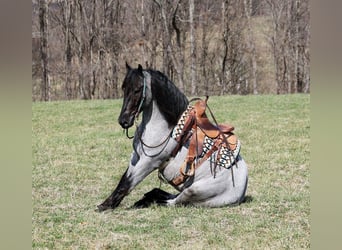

{"left": 125, "top": 73, "right": 147, "bottom": 139}
{"left": 135, "top": 74, "right": 147, "bottom": 120}
{"left": 124, "top": 72, "right": 173, "bottom": 157}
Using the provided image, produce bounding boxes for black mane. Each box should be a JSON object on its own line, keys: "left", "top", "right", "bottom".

{"left": 147, "top": 69, "right": 189, "bottom": 126}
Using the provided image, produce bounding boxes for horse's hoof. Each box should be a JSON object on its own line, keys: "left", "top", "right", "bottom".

{"left": 96, "top": 204, "right": 112, "bottom": 212}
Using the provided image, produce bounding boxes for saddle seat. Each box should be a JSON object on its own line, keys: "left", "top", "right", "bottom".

{"left": 197, "top": 117, "right": 234, "bottom": 138}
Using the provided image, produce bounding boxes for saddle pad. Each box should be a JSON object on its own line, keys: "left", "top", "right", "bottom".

{"left": 201, "top": 135, "right": 241, "bottom": 169}
{"left": 171, "top": 105, "right": 194, "bottom": 140}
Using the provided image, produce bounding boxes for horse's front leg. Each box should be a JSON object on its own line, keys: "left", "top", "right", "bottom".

{"left": 97, "top": 169, "right": 131, "bottom": 212}
{"left": 97, "top": 152, "right": 161, "bottom": 212}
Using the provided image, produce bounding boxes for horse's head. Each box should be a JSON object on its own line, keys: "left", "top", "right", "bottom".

{"left": 118, "top": 63, "right": 151, "bottom": 129}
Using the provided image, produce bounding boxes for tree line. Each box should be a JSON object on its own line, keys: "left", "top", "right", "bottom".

{"left": 32, "top": 0, "right": 310, "bottom": 101}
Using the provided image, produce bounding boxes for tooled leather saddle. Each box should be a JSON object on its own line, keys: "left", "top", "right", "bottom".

{"left": 170, "top": 96, "right": 238, "bottom": 186}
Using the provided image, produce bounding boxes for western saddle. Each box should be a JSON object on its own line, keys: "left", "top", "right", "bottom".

{"left": 170, "top": 96, "right": 238, "bottom": 186}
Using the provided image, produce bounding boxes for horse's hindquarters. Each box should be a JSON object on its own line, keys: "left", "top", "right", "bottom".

{"left": 165, "top": 155, "right": 248, "bottom": 208}
{"left": 219, "top": 156, "right": 248, "bottom": 205}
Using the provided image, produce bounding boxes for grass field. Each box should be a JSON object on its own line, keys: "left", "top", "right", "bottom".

{"left": 32, "top": 94, "right": 310, "bottom": 249}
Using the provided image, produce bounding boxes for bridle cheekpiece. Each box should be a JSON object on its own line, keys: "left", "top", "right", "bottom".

{"left": 135, "top": 74, "right": 147, "bottom": 120}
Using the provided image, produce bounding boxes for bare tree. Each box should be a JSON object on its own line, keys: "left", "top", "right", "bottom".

{"left": 244, "top": 0, "right": 258, "bottom": 94}
{"left": 140, "top": 0, "right": 147, "bottom": 65}
{"left": 38, "top": 0, "right": 50, "bottom": 101}
{"left": 32, "top": 0, "right": 310, "bottom": 100}
{"left": 71, "top": 0, "right": 99, "bottom": 99}
{"left": 296, "top": 0, "right": 310, "bottom": 93}
{"left": 266, "top": 0, "right": 310, "bottom": 94}
{"left": 189, "top": 0, "right": 197, "bottom": 95}
{"left": 266, "top": 0, "right": 288, "bottom": 94}
{"left": 220, "top": 0, "right": 248, "bottom": 95}
{"left": 53, "top": 0, "right": 75, "bottom": 99}
{"left": 107, "top": 0, "right": 125, "bottom": 98}
{"left": 154, "top": 0, "right": 186, "bottom": 92}
{"left": 198, "top": 0, "right": 211, "bottom": 96}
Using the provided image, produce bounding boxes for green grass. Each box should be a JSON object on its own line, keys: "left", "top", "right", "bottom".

{"left": 32, "top": 94, "right": 310, "bottom": 249}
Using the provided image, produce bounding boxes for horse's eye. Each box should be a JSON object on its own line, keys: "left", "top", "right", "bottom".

{"left": 134, "top": 88, "right": 141, "bottom": 94}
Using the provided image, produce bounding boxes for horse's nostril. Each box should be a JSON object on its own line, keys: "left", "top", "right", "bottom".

{"left": 122, "top": 122, "right": 129, "bottom": 128}
{"left": 119, "top": 113, "right": 136, "bottom": 129}
{"left": 119, "top": 119, "right": 130, "bottom": 129}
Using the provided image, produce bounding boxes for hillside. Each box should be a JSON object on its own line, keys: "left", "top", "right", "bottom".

{"left": 32, "top": 0, "right": 310, "bottom": 100}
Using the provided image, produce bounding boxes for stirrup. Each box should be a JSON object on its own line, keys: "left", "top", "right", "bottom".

{"left": 180, "top": 161, "right": 195, "bottom": 176}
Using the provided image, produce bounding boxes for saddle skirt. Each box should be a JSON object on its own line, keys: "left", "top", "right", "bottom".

{"left": 201, "top": 135, "right": 241, "bottom": 169}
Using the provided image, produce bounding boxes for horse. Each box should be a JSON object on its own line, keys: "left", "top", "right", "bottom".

{"left": 97, "top": 63, "right": 248, "bottom": 211}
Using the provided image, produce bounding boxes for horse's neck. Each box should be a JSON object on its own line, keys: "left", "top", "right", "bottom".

{"left": 140, "top": 101, "right": 171, "bottom": 142}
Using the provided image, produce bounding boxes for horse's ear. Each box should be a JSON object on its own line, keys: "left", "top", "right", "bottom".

{"left": 138, "top": 64, "right": 143, "bottom": 73}
{"left": 126, "top": 62, "right": 131, "bottom": 71}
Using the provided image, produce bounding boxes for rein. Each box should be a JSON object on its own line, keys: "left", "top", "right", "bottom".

{"left": 138, "top": 129, "right": 173, "bottom": 158}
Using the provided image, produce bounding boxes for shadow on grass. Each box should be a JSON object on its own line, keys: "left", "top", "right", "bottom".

{"left": 125, "top": 194, "right": 255, "bottom": 210}
{"left": 243, "top": 195, "right": 253, "bottom": 204}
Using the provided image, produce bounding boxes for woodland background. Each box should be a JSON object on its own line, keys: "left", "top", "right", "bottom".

{"left": 32, "top": 0, "right": 310, "bottom": 101}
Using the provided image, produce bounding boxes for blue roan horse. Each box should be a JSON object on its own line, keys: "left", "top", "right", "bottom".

{"left": 97, "top": 63, "right": 248, "bottom": 211}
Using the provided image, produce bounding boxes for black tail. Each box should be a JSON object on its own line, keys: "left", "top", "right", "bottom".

{"left": 133, "top": 188, "right": 178, "bottom": 208}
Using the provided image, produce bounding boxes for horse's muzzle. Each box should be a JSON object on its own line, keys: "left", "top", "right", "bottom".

{"left": 118, "top": 114, "right": 135, "bottom": 129}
